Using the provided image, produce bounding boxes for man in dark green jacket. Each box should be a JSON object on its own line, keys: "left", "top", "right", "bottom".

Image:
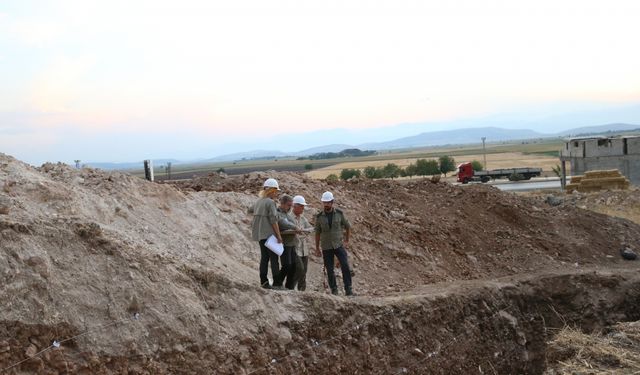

{"left": 273, "top": 195, "right": 298, "bottom": 289}
{"left": 314, "top": 191, "right": 353, "bottom": 296}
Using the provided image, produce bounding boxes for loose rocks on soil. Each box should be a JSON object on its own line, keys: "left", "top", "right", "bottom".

{"left": 2, "top": 153, "right": 640, "bottom": 374}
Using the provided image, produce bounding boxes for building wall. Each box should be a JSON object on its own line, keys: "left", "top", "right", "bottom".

{"left": 562, "top": 136, "right": 640, "bottom": 185}
{"left": 628, "top": 137, "right": 640, "bottom": 154}
{"left": 583, "top": 138, "right": 625, "bottom": 157}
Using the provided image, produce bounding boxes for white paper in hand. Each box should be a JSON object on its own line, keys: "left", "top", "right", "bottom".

{"left": 265, "top": 235, "right": 284, "bottom": 256}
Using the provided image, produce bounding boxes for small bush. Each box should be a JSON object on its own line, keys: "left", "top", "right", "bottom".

{"left": 326, "top": 174, "right": 339, "bottom": 182}
{"left": 382, "top": 163, "right": 401, "bottom": 179}
{"left": 364, "top": 166, "right": 382, "bottom": 179}
{"left": 470, "top": 160, "right": 483, "bottom": 171}
{"left": 415, "top": 159, "right": 440, "bottom": 176}
{"left": 340, "top": 168, "right": 361, "bottom": 180}
{"left": 438, "top": 155, "right": 456, "bottom": 176}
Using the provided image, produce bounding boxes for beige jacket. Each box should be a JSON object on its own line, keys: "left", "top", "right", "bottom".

{"left": 293, "top": 214, "right": 314, "bottom": 257}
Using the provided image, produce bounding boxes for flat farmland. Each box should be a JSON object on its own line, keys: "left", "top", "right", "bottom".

{"left": 305, "top": 151, "right": 565, "bottom": 179}
{"left": 128, "top": 138, "right": 566, "bottom": 181}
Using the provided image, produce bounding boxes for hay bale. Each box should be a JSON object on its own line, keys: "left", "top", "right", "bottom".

{"left": 577, "top": 186, "right": 603, "bottom": 193}
{"left": 584, "top": 170, "right": 622, "bottom": 178}
{"left": 580, "top": 177, "right": 629, "bottom": 186}
{"left": 565, "top": 183, "right": 580, "bottom": 193}
{"left": 569, "top": 170, "right": 631, "bottom": 193}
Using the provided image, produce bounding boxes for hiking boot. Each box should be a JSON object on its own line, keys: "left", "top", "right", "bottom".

{"left": 331, "top": 289, "right": 339, "bottom": 295}
{"left": 272, "top": 285, "right": 285, "bottom": 291}
{"left": 345, "top": 288, "right": 354, "bottom": 296}
{"left": 261, "top": 282, "right": 272, "bottom": 289}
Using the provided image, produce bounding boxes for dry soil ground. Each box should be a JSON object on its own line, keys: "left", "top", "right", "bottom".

{"left": 1, "top": 153, "right": 639, "bottom": 374}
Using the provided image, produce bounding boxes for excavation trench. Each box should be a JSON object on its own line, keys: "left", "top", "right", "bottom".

{"left": 2, "top": 268, "right": 639, "bottom": 375}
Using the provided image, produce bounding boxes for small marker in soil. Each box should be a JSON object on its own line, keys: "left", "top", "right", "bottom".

{"left": 52, "top": 340, "right": 60, "bottom": 348}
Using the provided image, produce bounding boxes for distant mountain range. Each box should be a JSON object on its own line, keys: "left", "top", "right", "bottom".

{"left": 199, "top": 123, "right": 639, "bottom": 161}
{"left": 86, "top": 123, "right": 639, "bottom": 170}
{"left": 358, "top": 127, "right": 544, "bottom": 150}
{"left": 359, "top": 123, "right": 640, "bottom": 150}
{"left": 555, "top": 123, "right": 640, "bottom": 136}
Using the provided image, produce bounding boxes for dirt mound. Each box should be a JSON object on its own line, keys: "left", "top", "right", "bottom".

{"left": 563, "top": 188, "right": 640, "bottom": 225}
{"left": 2, "top": 152, "right": 640, "bottom": 374}
{"left": 177, "top": 171, "right": 640, "bottom": 294}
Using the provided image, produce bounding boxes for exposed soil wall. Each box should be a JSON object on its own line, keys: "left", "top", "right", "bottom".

{"left": 3, "top": 270, "right": 639, "bottom": 374}
{"left": 2, "top": 153, "right": 640, "bottom": 374}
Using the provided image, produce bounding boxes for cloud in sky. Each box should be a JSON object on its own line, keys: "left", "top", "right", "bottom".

{"left": 1, "top": 0, "right": 640, "bottom": 164}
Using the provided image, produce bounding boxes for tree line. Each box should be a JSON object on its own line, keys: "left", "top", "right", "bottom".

{"left": 299, "top": 148, "right": 376, "bottom": 161}
{"left": 334, "top": 155, "right": 461, "bottom": 181}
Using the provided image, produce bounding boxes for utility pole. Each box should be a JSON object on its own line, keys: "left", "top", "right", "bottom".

{"left": 143, "top": 160, "right": 154, "bottom": 181}
{"left": 167, "top": 162, "right": 172, "bottom": 181}
{"left": 481, "top": 137, "right": 487, "bottom": 170}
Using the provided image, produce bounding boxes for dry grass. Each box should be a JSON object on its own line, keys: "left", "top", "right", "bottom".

{"left": 545, "top": 322, "right": 640, "bottom": 374}
{"left": 523, "top": 189, "right": 640, "bottom": 226}
{"left": 305, "top": 152, "right": 564, "bottom": 179}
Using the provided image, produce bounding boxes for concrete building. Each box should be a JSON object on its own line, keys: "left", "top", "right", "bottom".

{"left": 559, "top": 135, "right": 640, "bottom": 186}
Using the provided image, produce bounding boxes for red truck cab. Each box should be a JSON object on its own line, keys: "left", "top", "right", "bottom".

{"left": 457, "top": 162, "right": 474, "bottom": 183}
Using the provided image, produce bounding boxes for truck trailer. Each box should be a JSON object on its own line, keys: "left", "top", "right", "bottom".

{"left": 457, "top": 162, "right": 542, "bottom": 184}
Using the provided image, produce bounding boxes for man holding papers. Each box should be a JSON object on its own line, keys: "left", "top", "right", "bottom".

{"left": 249, "top": 178, "right": 282, "bottom": 289}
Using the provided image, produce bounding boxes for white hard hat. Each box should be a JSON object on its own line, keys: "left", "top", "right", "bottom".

{"left": 321, "top": 191, "right": 334, "bottom": 202}
{"left": 292, "top": 195, "right": 307, "bottom": 206}
{"left": 263, "top": 178, "right": 280, "bottom": 190}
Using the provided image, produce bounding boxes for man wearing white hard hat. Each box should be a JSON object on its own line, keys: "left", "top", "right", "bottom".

{"left": 249, "top": 178, "right": 283, "bottom": 289}
{"left": 314, "top": 191, "right": 354, "bottom": 296}
{"left": 291, "top": 195, "right": 314, "bottom": 291}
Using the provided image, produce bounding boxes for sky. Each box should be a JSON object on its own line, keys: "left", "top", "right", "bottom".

{"left": 1, "top": 0, "right": 640, "bottom": 164}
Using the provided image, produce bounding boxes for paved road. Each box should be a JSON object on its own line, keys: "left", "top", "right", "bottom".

{"left": 493, "top": 179, "right": 562, "bottom": 192}
{"left": 461, "top": 177, "right": 569, "bottom": 192}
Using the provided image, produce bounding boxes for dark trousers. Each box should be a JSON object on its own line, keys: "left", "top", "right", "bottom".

{"left": 259, "top": 239, "right": 280, "bottom": 286}
{"left": 294, "top": 255, "right": 309, "bottom": 291}
{"left": 274, "top": 246, "right": 297, "bottom": 289}
{"left": 322, "top": 247, "right": 352, "bottom": 292}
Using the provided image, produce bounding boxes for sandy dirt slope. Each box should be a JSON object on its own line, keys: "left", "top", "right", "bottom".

{"left": 1, "top": 153, "right": 640, "bottom": 374}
